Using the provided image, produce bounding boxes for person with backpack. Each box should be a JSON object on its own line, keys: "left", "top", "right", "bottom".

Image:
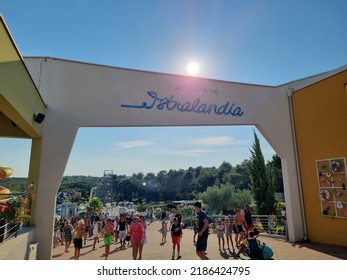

{"left": 235, "top": 230, "right": 262, "bottom": 260}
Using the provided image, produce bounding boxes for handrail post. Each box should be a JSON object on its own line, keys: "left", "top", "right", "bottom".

{"left": 0, "top": 218, "right": 5, "bottom": 243}
{"left": 14, "top": 224, "right": 18, "bottom": 238}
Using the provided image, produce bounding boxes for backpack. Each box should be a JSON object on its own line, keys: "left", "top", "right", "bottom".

{"left": 246, "top": 238, "right": 262, "bottom": 259}
{"left": 259, "top": 243, "right": 274, "bottom": 260}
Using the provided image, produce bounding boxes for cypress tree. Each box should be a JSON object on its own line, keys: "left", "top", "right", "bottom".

{"left": 248, "top": 130, "right": 277, "bottom": 214}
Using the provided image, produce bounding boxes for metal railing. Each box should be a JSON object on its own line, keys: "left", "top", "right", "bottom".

{"left": 252, "top": 215, "right": 287, "bottom": 238}
{"left": 183, "top": 214, "right": 287, "bottom": 239}
{"left": 0, "top": 192, "right": 30, "bottom": 246}
{"left": 0, "top": 220, "right": 19, "bottom": 244}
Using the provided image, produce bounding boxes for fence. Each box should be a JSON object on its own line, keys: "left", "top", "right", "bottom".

{"left": 0, "top": 192, "right": 29, "bottom": 245}
{"left": 183, "top": 214, "right": 287, "bottom": 239}
{"left": 252, "top": 214, "right": 287, "bottom": 238}
{"left": 0, "top": 220, "right": 19, "bottom": 244}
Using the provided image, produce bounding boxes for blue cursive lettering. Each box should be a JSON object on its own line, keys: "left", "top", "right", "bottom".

{"left": 121, "top": 91, "right": 244, "bottom": 117}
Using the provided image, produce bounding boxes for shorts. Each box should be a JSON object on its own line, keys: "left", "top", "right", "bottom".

{"left": 217, "top": 232, "right": 224, "bottom": 238}
{"left": 103, "top": 235, "right": 112, "bottom": 246}
{"left": 196, "top": 233, "right": 208, "bottom": 252}
{"left": 74, "top": 238, "right": 83, "bottom": 249}
{"left": 243, "top": 223, "right": 254, "bottom": 231}
{"left": 172, "top": 235, "right": 181, "bottom": 245}
{"left": 119, "top": 230, "right": 127, "bottom": 239}
{"left": 233, "top": 224, "right": 245, "bottom": 233}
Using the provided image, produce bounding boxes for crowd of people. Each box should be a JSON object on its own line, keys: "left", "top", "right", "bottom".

{"left": 53, "top": 202, "right": 276, "bottom": 260}
{"left": 54, "top": 212, "right": 148, "bottom": 260}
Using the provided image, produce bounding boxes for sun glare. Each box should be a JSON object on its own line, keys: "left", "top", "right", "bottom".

{"left": 186, "top": 62, "right": 200, "bottom": 76}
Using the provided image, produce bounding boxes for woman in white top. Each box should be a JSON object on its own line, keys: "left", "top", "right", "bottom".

{"left": 92, "top": 218, "right": 100, "bottom": 250}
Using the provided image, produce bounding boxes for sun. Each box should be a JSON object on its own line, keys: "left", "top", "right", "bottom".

{"left": 186, "top": 62, "right": 200, "bottom": 76}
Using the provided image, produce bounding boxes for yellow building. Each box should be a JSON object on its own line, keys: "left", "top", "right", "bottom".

{"left": 292, "top": 70, "right": 347, "bottom": 246}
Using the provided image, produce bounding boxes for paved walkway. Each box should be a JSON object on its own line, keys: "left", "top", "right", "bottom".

{"left": 52, "top": 221, "right": 347, "bottom": 260}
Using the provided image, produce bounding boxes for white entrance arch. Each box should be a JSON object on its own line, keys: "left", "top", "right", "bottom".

{"left": 25, "top": 57, "right": 305, "bottom": 259}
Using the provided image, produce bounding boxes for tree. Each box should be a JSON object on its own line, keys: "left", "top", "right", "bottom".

{"left": 86, "top": 198, "right": 103, "bottom": 216}
{"left": 136, "top": 200, "right": 149, "bottom": 212}
{"left": 132, "top": 172, "right": 144, "bottom": 181}
{"left": 196, "top": 167, "right": 218, "bottom": 192}
{"left": 217, "top": 161, "right": 232, "bottom": 184}
{"left": 223, "top": 160, "right": 251, "bottom": 190}
{"left": 182, "top": 169, "right": 194, "bottom": 192}
{"left": 267, "top": 154, "right": 284, "bottom": 193}
{"left": 248, "top": 131, "right": 277, "bottom": 214}
{"left": 199, "top": 183, "right": 252, "bottom": 214}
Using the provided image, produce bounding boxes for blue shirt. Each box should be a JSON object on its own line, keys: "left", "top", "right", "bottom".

{"left": 197, "top": 210, "right": 209, "bottom": 236}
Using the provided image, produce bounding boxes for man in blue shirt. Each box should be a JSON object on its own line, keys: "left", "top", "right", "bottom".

{"left": 194, "top": 201, "right": 209, "bottom": 260}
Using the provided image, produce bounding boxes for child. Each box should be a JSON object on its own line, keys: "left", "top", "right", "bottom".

{"left": 216, "top": 218, "right": 225, "bottom": 250}
{"left": 170, "top": 217, "right": 182, "bottom": 260}
{"left": 160, "top": 218, "right": 168, "bottom": 243}
{"left": 235, "top": 230, "right": 262, "bottom": 259}
{"left": 224, "top": 216, "right": 235, "bottom": 252}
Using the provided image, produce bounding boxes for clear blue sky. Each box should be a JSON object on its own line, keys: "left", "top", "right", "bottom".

{"left": 1, "top": 1, "right": 347, "bottom": 177}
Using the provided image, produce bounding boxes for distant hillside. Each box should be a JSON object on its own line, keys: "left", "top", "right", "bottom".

{"left": 0, "top": 177, "right": 28, "bottom": 192}
{"left": 1, "top": 156, "right": 284, "bottom": 205}
{"left": 1, "top": 176, "right": 101, "bottom": 195}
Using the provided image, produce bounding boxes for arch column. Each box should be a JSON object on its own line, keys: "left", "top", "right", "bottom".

{"left": 32, "top": 108, "right": 78, "bottom": 259}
